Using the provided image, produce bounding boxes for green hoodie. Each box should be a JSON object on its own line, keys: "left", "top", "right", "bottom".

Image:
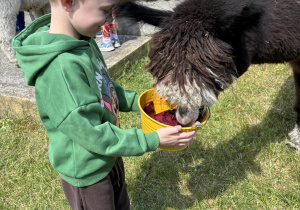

{"left": 12, "top": 14, "right": 159, "bottom": 187}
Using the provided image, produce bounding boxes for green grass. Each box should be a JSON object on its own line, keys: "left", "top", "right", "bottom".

{"left": 1, "top": 57, "right": 299, "bottom": 209}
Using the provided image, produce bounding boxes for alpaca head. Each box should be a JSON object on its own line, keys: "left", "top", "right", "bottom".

{"left": 147, "top": 16, "right": 238, "bottom": 125}
{"left": 115, "top": 0, "right": 265, "bottom": 125}
{"left": 145, "top": 0, "right": 265, "bottom": 125}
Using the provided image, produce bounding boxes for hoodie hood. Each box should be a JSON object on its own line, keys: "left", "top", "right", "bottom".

{"left": 12, "top": 14, "right": 90, "bottom": 86}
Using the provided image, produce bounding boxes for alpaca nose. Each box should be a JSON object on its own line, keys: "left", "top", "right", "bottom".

{"left": 178, "top": 107, "right": 188, "bottom": 115}
{"left": 175, "top": 107, "right": 199, "bottom": 126}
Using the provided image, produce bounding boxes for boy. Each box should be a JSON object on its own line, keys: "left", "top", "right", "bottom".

{"left": 12, "top": 0, "right": 196, "bottom": 209}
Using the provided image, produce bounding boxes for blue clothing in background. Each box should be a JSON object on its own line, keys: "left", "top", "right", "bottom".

{"left": 16, "top": 11, "right": 25, "bottom": 33}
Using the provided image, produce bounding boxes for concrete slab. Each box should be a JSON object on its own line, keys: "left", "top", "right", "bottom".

{"left": 0, "top": 35, "right": 151, "bottom": 119}
{"left": 95, "top": 35, "right": 151, "bottom": 79}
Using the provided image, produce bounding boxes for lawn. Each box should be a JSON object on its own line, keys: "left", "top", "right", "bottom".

{"left": 0, "top": 57, "right": 299, "bottom": 209}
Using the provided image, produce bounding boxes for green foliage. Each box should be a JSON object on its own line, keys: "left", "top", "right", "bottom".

{"left": 0, "top": 61, "right": 299, "bottom": 209}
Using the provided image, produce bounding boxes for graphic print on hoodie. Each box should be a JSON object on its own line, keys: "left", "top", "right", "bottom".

{"left": 96, "top": 59, "right": 120, "bottom": 127}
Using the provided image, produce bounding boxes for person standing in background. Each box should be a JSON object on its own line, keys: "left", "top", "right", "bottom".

{"left": 98, "top": 9, "right": 121, "bottom": 51}
{"left": 16, "top": 11, "right": 25, "bottom": 33}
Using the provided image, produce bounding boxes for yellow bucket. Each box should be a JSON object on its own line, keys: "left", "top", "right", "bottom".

{"left": 138, "top": 88, "right": 210, "bottom": 151}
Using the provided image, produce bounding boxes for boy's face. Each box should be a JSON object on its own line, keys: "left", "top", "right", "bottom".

{"left": 71, "top": 0, "right": 120, "bottom": 38}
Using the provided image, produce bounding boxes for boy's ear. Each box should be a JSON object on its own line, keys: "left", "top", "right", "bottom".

{"left": 60, "top": 0, "right": 75, "bottom": 12}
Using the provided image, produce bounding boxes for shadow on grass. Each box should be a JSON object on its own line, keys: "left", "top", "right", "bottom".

{"left": 129, "top": 76, "right": 296, "bottom": 209}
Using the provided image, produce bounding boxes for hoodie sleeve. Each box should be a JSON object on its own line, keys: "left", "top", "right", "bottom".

{"left": 57, "top": 103, "right": 159, "bottom": 156}
{"left": 35, "top": 57, "right": 159, "bottom": 157}
{"left": 112, "top": 81, "right": 140, "bottom": 114}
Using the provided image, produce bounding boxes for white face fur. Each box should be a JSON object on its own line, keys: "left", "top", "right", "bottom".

{"left": 154, "top": 73, "right": 237, "bottom": 126}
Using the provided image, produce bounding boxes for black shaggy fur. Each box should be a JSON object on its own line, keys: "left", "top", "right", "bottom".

{"left": 116, "top": 0, "right": 300, "bottom": 151}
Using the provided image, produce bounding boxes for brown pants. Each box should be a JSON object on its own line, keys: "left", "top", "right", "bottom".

{"left": 60, "top": 157, "right": 130, "bottom": 210}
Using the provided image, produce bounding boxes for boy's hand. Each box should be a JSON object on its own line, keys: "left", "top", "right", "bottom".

{"left": 156, "top": 125, "right": 196, "bottom": 149}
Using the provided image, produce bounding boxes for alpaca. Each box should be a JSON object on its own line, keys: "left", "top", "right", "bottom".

{"left": 116, "top": 0, "right": 300, "bottom": 151}
{"left": 0, "top": 0, "right": 50, "bottom": 65}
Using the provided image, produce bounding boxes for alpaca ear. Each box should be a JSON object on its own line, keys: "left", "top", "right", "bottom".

{"left": 220, "top": 2, "right": 265, "bottom": 36}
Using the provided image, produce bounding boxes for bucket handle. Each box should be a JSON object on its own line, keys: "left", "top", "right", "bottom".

{"left": 191, "top": 107, "right": 211, "bottom": 129}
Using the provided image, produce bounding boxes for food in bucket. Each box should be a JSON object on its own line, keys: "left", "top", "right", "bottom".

{"left": 143, "top": 89, "right": 206, "bottom": 127}
{"left": 143, "top": 101, "right": 181, "bottom": 126}
{"left": 138, "top": 88, "right": 210, "bottom": 151}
